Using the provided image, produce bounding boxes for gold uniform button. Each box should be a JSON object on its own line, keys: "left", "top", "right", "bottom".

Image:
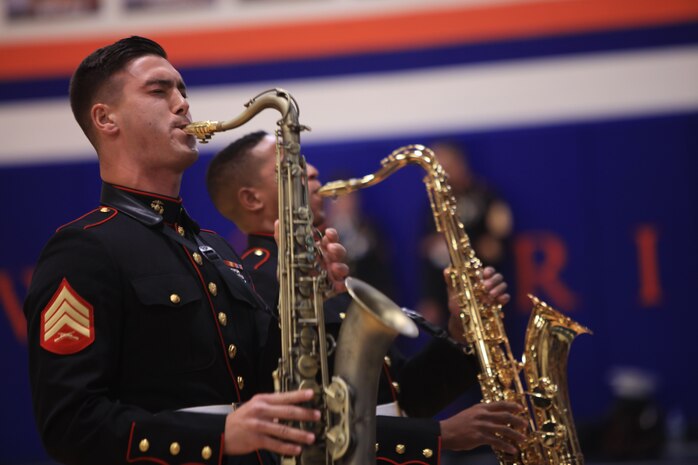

{"left": 339, "top": 312, "right": 346, "bottom": 320}
{"left": 375, "top": 443, "right": 379, "bottom": 452}
{"left": 170, "top": 442, "right": 180, "bottom": 456}
{"left": 237, "top": 376, "right": 245, "bottom": 390}
{"left": 384, "top": 355, "right": 391, "bottom": 367}
{"left": 396, "top": 444, "right": 406, "bottom": 454}
{"left": 218, "top": 312, "right": 227, "bottom": 326}
{"left": 193, "top": 252, "right": 203, "bottom": 265}
{"left": 170, "top": 294, "right": 181, "bottom": 304}
{"left": 201, "top": 446, "right": 212, "bottom": 460}
{"left": 138, "top": 438, "right": 149, "bottom": 452}
{"left": 228, "top": 344, "right": 237, "bottom": 359}
{"left": 391, "top": 381, "right": 400, "bottom": 393}
{"left": 208, "top": 282, "right": 218, "bottom": 296}
{"left": 100, "top": 207, "right": 110, "bottom": 213}
{"left": 254, "top": 249, "right": 264, "bottom": 256}
{"left": 423, "top": 448, "right": 433, "bottom": 458}
{"left": 177, "top": 226, "right": 185, "bottom": 236}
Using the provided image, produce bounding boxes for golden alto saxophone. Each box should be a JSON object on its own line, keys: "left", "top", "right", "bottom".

{"left": 185, "top": 90, "right": 418, "bottom": 465}
{"left": 318, "top": 144, "right": 592, "bottom": 465}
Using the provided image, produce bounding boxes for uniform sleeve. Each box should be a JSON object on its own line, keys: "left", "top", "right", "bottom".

{"left": 243, "top": 258, "right": 278, "bottom": 312}
{"left": 376, "top": 416, "right": 441, "bottom": 465}
{"left": 24, "top": 229, "right": 228, "bottom": 465}
{"left": 397, "top": 338, "right": 480, "bottom": 418}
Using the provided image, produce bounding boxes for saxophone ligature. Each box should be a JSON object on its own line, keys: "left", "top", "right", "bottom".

{"left": 185, "top": 90, "right": 417, "bottom": 465}
{"left": 318, "top": 144, "right": 591, "bottom": 465}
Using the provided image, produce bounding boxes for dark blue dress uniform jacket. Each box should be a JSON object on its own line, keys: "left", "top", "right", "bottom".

{"left": 242, "top": 234, "right": 481, "bottom": 465}
{"left": 24, "top": 184, "right": 274, "bottom": 465}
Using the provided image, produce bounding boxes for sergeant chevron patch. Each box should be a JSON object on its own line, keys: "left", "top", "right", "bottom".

{"left": 40, "top": 278, "right": 94, "bottom": 355}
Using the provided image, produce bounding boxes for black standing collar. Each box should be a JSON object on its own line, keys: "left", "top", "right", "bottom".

{"left": 100, "top": 183, "right": 200, "bottom": 232}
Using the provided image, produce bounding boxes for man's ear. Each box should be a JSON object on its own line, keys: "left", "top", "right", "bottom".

{"left": 91, "top": 103, "right": 119, "bottom": 136}
{"left": 238, "top": 187, "right": 263, "bottom": 212}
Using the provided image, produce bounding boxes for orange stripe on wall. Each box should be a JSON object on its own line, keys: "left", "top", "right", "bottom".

{"left": 1, "top": 0, "right": 698, "bottom": 80}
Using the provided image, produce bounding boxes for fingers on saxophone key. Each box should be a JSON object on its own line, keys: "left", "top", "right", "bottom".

{"left": 264, "top": 438, "right": 303, "bottom": 456}
{"left": 266, "top": 388, "right": 315, "bottom": 403}
{"left": 265, "top": 404, "right": 320, "bottom": 423}
{"left": 262, "top": 421, "right": 315, "bottom": 445}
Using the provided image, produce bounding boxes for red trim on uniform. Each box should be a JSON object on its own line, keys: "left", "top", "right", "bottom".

{"left": 249, "top": 232, "right": 275, "bottom": 237}
{"left": 240, "top": 248, "right": 271, "bottom": 271}
{"left": 125, "top": 419, "right": 221, "bottom": 464}
{"left": 126, "top": 421, "right": 136, "bottom": 462}
{"left": 84, "top": 208, "right": 118, "bottom": 230}
{"left": 125, "top": 423, "right": 172, "bottom": 464}
{"left": 199, "top": 228, "right": 219, "bottom": 234}
{"left": 255, "top": 449, "right": 264, "bottom": 465}
{"left": 56, "top": 208, "right": 102, "bottom": 232}
{"left": 381, "top": 362, "right": 399, "bottom": 404}
{"left": 126, "top": 453, "right": 170, "bottom": 463}
{"left": 218, "top": 433, "right": 226, "bottom": 465}
{"left": 112, "top": 184, "right": 183, "bottom": 203}
{"left": 376, "top": 458, "right": 431, "bottom": 465}
{"left": 182, "top": 244, "right": 241, "bottom": 402}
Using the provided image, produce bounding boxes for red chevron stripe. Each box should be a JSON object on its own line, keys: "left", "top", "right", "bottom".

{"left": 40, "top": 278, "right": 94, "bottom": 355}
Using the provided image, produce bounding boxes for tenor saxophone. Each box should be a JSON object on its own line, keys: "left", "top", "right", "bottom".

{"left": 318, "top": 144, "right": 591, "bottom": 465}
{"left": 185, "top": 90, "right": 417, "bottom": 465}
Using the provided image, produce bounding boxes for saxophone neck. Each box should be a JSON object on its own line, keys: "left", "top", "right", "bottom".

{"left": 318, "top": 176, "right": 378, "bottom": 197}
{"left": 183, "top": 88, "right": 307, "bottom": 143}
{"left": 318, "top": 144, "right": 438, "bottom": 197}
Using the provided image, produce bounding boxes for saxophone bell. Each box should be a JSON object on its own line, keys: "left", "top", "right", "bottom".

{"left": 327, "top": 277, "right": 418, "bottom": 463}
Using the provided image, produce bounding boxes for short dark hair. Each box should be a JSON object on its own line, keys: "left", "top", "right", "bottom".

{"left": 206, "top": 130, "right": 269, "bottom": 218}
{"left": 69, "top": 36, "right": 167, "bottom": 144}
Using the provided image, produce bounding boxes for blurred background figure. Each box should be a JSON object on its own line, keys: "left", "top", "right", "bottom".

{"left": 581, "top": 367, "right": 667, "bottom": 461}
{"left": 417, "top": 141, "right": 513, "bottom": 328}
{"left": 324, "top": 184, "right": 396, "bottom": 301}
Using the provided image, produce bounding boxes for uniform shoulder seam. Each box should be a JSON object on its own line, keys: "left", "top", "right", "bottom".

{"left": 241, "top": 247, "right": 271, "bottom": 270}
{"left": 56, "top": 207, "right": 118, "bottom": 233}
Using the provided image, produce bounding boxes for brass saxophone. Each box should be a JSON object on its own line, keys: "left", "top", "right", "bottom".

{"left": 318, "top": 144, "right": 591, "bottom": 465}
{"left": 185, "top": 90, "right": 417, "bottom": 465}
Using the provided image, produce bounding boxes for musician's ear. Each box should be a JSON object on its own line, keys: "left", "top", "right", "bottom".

{"left": 239, "top": 187, "right": 263, "bottom": 212}
{"left": 92, "top": 103, "right": 119, "bottom": 136}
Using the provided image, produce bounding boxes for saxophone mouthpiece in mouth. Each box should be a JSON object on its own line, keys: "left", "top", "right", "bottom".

{"left": 183, "top": 121, "right": 220, "bottom": 143}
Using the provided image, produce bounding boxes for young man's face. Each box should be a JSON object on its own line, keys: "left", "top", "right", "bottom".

{"left": 108, "top": 54, "right": 198, "bottom": 173}
{"left": 253, "top": 135, "right": 325, "bottom": 227}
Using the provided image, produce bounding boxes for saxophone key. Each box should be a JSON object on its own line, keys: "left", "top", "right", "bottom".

{"left": 296, "top": 354, "right": 319, "bottom": 378}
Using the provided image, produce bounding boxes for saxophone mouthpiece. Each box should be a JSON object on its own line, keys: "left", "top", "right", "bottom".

{"left": 318, "top": 177, "right": 370, "bottom": 198}
{"left": 183, "top": 120, "right": 221, "bottom": 143}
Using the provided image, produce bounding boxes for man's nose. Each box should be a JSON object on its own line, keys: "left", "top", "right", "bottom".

{"left": 173, "top": 91, "right": 189, "bottom": 115}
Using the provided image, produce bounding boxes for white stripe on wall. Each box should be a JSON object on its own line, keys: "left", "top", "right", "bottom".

{"left": 2, "top": 45, "right": 697, "bottom": 166}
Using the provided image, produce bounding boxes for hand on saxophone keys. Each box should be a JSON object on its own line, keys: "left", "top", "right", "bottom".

{"left": 273, "top": 220, "right": 350, "bottom": 294}
{"left": 439, "top": 401, "right": 528, "bottom": 455}
{"left": 223, "top": 389, "right": 320, "bottom": 457}
{"left": 445, "top": 266, "right": 511, "bottom": 344}
{"left": 318, "top": 227, "right": 350, "bottom": 294}
{"left": 480, "top": 266, "right": 511, "bottom": 306}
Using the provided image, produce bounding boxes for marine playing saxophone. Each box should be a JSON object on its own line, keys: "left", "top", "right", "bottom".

{"left": 185, "top": 90, "right": 417, "bottom": 465}
{"left": 318, "top": 144, "right": 591, "bottom": 465}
